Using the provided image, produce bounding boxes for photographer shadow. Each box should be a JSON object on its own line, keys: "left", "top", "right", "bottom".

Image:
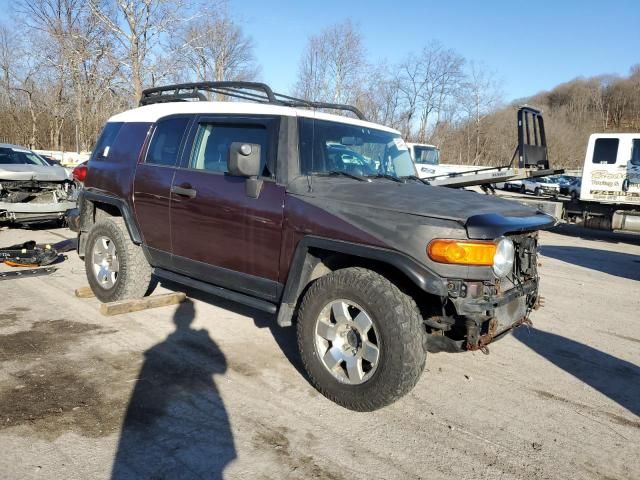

{"left": 111, "top": 299, "right": 236, "bottom": 480}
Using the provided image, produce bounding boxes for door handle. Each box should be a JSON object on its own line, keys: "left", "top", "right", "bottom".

{"left": 171, "top": 185, "right": 197, "bottom": 198}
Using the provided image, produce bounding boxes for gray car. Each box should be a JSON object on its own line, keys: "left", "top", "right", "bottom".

{"left": 0, "top": 144, "right": 77, "bottom": 224}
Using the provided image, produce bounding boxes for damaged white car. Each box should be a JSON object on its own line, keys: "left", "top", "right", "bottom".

{"left": 0, "top": 144, "right": 77, "bottom": 225}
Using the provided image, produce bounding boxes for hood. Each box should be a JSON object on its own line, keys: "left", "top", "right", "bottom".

{"left": 288, "top": 177, "right": 556, "bottom": 239}
{"left": 0, "top": 164, "right": 72, "bottom": 182}
{"left": 289, "top": 177, "right": 542, "bottom": 222}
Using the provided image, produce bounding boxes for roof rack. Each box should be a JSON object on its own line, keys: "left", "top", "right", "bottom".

{"left": 139, "top": 81, "right": 367, "bottom": 120}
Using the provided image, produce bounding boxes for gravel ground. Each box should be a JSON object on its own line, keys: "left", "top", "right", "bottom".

{"left": 0, "top": 223, "right": 638, "bottom": 480}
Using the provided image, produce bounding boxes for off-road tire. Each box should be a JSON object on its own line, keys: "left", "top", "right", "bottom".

{"left": 297, "top": 267, "right": 426, "bottom": 411}
{"left": 85, "top": 217, "right": 155, "bottom": 303}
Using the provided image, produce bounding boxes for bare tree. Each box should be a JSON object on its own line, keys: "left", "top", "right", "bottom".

{"left": 456, "top": 62, "right": 502, "bottom": 164}
{"left": 178, "top": 10, "right": 259, "bottom": 83}
{"left": 398, "top": 42, "right": 465, "bottom": 141}
{"left": 89, "top": 0, "right": 193, "bottom": 102}
{"left": 294, "top": 20, "right": 365, "bottom": 104}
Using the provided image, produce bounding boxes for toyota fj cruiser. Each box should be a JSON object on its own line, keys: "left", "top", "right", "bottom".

{"left": 72, "top": 82, "right": 554, "bottom": 411}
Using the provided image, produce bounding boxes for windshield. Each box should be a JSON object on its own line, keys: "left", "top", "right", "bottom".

{"left": 0, "top": 147, "right": 50, "bottom": 166}
{"left": 412, "top": 145, "right": 440, "bottom": 165}
{"left": 299, "top": 118, "right": 416, "bottom": 179}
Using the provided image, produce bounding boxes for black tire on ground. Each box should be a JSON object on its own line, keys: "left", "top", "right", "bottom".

{"left": 85, "top": 217, "right": 155, "bottom": 303}
{"left": 297, "top": 267, "right": 426, "bottom": 411}
{"left": 534, "top": 187, "right": 542, "bottom": 196}
{"left": 520, "top": 185, "right": 526, "bottom": 194}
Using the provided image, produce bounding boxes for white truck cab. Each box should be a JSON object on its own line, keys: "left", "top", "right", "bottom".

{"left": 407, "top": 142, "right": 479, "bottom": 178}
{"left": 580, "top": 134, "right": 640, "bottom": 204}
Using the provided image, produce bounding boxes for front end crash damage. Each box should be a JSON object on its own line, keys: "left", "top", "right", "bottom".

{"left": 0, "top": 179, "right": 77, "bottom": 224}
{"left": 425, "top": 233, "right": 542, "bottom": 354}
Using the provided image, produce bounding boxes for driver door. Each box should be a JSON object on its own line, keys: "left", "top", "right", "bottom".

{"left": 170, "top": 115, "right": 285, "bottom": 301}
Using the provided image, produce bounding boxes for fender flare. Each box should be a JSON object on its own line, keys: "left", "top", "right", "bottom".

{"left": 79, "top": 190, "right": 142, "bottom": 244}
{"left": 276, "top": 236, "right": 447, "bottom": 327}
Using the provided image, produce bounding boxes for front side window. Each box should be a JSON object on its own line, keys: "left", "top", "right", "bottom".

{"left": 92, "top": 122, "right": 124, "bottom": 161}
{"left": 413, "top": 146, "right": 440, "bottom": 165}
{"left": 592, "top": 138, "right": 619, "bottom": 164}
{"left": 146, "top": 117, "right": 190, "bottom": 166}
{"left": 189, "top": 124, "right": 269, "bottom": 175}
{"left": 631, "top": 139, "right": 640, "bottom": 166}
{"left": 299, "top": 118, "right": 416, "bottom": 178}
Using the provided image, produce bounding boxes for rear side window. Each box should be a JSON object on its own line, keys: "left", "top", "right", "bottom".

{"left": 189, "top": 124, "right": 269, "bottom": 175}
{"left": 146, "top": 117, "right": 190, "bottom": 166}
{"left": 92, "top": 122, "right": 123, "bottom": 160}
{"left": 592, "top": 138, "right": 619, "bottom": 164}
{"left": 631, "top": 139, "right": 640, "bottom": 166}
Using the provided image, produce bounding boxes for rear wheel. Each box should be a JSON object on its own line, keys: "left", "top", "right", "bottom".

{"left": 520, "top": 185, "right": 526, "bottom": 194}
{"left": 297, "top": 267, "right": 426, "bottom": 411}
{"left": 85, "top": 217, "right": 155, "bottom": 303}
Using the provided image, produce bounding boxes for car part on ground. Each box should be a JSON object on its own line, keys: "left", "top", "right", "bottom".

{"left": 0, "top": 144, "right": 78, "bottom": 225}
{"left": 0, "top": 266, "right": 58, "bottom": 280}
{"left": 75, "top": 81, "right": 554, "bottom": 410}
{"left": 0, "top": 240, "right": 61, "bottom": 267}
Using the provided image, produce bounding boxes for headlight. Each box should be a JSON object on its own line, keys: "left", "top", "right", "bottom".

{"left": 492, "top": 237, "right": 515, "bottom": 278}
{"left": 427, "top": 237, "right": 515, "bottom": 278}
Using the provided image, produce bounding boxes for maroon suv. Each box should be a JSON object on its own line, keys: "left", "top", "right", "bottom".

{"left": 73, "top": 82, "right": 554, "bottom": 411}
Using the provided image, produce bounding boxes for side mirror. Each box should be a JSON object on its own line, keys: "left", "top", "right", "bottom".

{"left": 228, "top": 142, "right": 263, "bottom": 198}
{"left": 228, "top": 142, "right": 261, "bottom": 177}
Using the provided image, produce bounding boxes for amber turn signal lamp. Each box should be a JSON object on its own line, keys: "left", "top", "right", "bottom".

{"left": 427, "top": 239, "right": 496, "bottom": 266}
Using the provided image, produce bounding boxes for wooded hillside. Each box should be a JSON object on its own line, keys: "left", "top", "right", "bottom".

{"left": 437, "top": 68, "right": 640, "bottom": 169}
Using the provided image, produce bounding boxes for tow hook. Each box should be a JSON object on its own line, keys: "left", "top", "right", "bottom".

{"left": 466, "top": 316, "right": 533, "bottom": 354}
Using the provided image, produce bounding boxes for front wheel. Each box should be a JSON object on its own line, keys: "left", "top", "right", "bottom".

{"left": 297, "top": 267, "right": 426, "bottom": 411}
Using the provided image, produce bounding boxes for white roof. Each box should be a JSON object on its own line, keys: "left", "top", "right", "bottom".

{"left": 108, "top": 101, "right": 400, "bottom": 134}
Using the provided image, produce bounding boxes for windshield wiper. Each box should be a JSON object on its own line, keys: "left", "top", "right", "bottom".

{"left": 368, "top": 173, "right": 404, "bottom": 183}
{"left": 401, "top": 175, "right": 430, "bottom": 185}
{"left": 315, "top": 170, "right": 368, "bottom": 182}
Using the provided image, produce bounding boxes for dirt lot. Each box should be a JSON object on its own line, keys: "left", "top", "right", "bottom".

{"left": 0, "top": 224, "right": 638, "bottom": 480}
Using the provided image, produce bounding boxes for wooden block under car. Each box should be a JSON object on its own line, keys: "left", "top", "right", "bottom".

{"left": 74, "top": 286, "right": 95, "bottom": 298}
{"left": 99, "top": 292, "right": 187, "bottom": 316}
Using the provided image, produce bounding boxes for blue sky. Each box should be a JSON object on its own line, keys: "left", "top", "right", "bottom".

{"left": 2, "top": 0, "right": 638, "bottom": 101}
{"left": 229, "top": 0, "right": 639, "bottom": 101}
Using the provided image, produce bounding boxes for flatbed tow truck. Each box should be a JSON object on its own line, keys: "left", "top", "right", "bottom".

{"left": 415, "top": 107, "right": 640, "bottom": 235}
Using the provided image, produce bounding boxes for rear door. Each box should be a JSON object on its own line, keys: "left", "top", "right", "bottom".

{"left": 170, "top": 115, "right": 285, "bottom": 301}
{"left": 582, "top": 135, "right": 640, "bottom": 204}
{"left": 133, "top": 116, "right": 191, "bottom": 268}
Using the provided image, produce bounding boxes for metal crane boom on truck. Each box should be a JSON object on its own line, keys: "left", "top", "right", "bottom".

{"left": 422, "top": 107, "right": 563, "bottom": 188}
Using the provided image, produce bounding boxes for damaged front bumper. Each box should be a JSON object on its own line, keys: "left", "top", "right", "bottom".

{"left": 0, "top": 180, "right": 77, "bottom": 224}
{"left": 0, "top": 199, "right": 77, "bottom": 223}
{"left": 426, "top": 278, "right": 540, "bottom": 353}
